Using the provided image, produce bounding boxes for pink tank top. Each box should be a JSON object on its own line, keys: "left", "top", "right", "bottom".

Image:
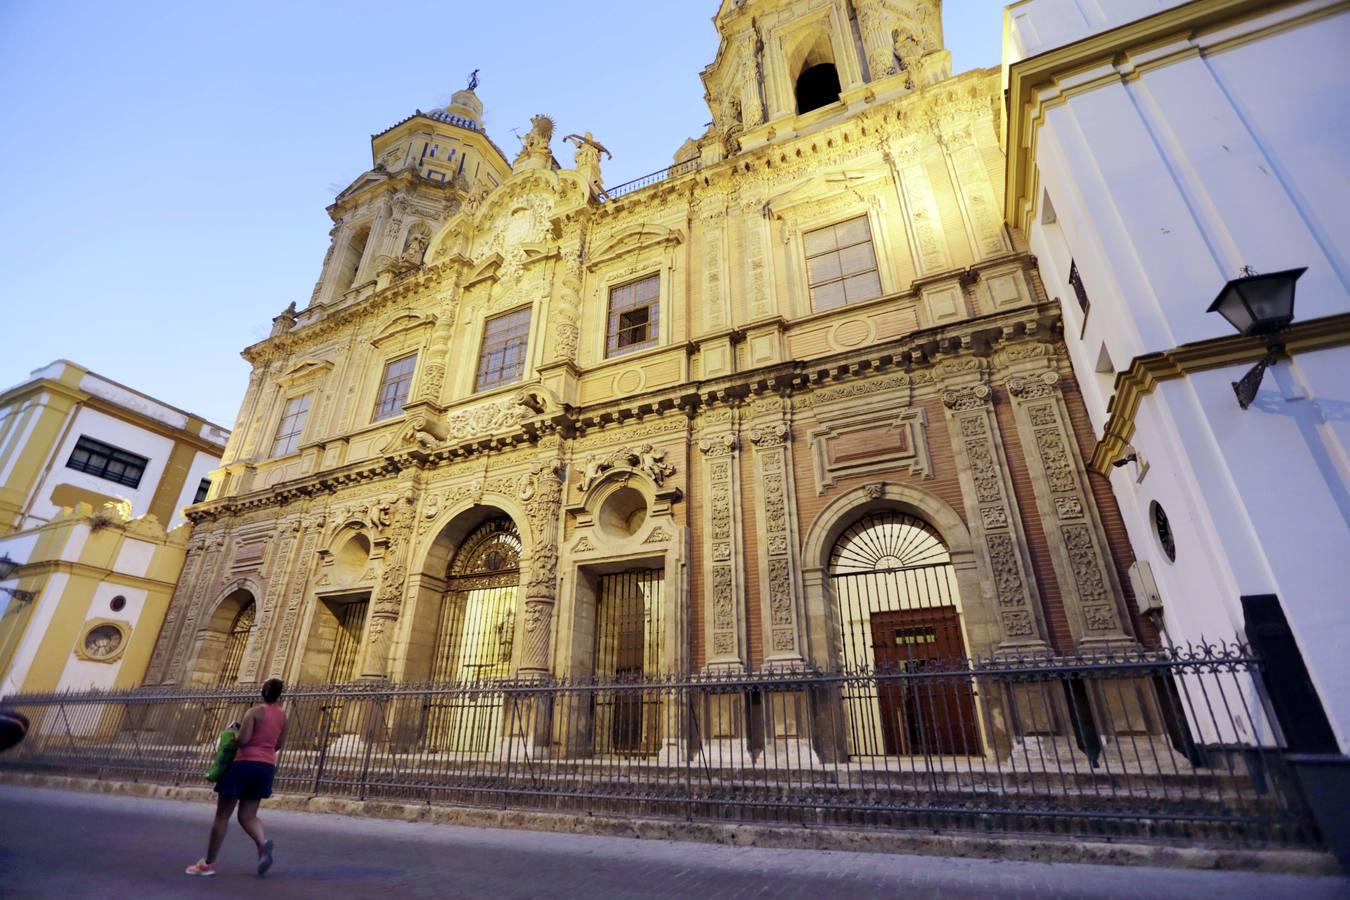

{"left": 235, "top": 704, "right": 285, "bottom": 765}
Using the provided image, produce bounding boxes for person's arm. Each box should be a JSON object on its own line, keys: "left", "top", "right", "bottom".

{"left": 236, "top": 706, "right": 260, "bottom": 746}
{"left": 274, "top": 712, "right": 288, "bottom": 753}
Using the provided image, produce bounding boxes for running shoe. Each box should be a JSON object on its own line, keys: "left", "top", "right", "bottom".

{"left": 257, "top": 839, "right": 274, "bottom": 876}
{"left": 185, "top": 859, "right": 216, "bottom": 877}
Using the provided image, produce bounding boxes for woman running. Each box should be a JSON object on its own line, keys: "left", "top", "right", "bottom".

{"left": 186, "top": 677, "right": 288, "bottom": 877}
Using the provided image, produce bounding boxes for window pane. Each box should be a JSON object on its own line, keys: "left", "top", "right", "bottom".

{"left": 834, "top": 216, "right": 871, "bottom": 247}
{"left": 811, "top": 280, "right": 847, "bottom": 311}
{"left": 843, "top": 270, "right": 883, "bottom": 303}
{"left": 837, "top": 241, "right": 876, "bottom": 277}
{"left": 634, "top": 274, "right": 660, "bottom": 303}
{"left": 807, "top": 253, "right": 841, "bottom": 286}
{"left": 607, "top": 276, "right": 660, "bottom": 358}
{"left": 476, "top": 308, "right": 531, "bottom": 390}
{"left": 803, "top": 226, "right": 837, "bottom": 256}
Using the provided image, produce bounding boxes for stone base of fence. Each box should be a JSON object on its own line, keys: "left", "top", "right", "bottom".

{"left": 2, "top": 771, "right": 1337, "bottom": 875}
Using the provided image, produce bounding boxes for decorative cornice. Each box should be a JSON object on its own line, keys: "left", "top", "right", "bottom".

{"left": 204, "top": 301, "right": 1069, "bottom": 521}
{"left": 1090, "top": 312, "right": 1350, "bottom": 475}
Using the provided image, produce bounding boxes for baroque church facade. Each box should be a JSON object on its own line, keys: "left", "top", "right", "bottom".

{"left": 145, "top": 0, "right": 1157, "bottom": 757}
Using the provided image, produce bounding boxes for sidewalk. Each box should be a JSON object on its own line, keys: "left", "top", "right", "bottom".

{"left": 1, "top": 784, "right": 1347, "bottom": 899}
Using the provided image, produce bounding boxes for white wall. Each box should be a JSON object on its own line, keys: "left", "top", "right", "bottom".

{"left": 168, "top": 449, "right": 221, "bottom": 529}
{"left": 1014, "top": 1, "right": 1350, "bottom": 750}
{"left": 26, "top": 406, "right": 175, "bottom": 524}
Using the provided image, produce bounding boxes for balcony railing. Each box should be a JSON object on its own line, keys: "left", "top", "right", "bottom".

{"left": 0, "top": 646, "right": 1314, "bottom": 847}
{"left": 602, "top": 158, "right": 702, "bottom": 201}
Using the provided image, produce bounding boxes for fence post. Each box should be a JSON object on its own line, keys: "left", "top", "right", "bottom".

{"left": 312, "top": 706, "right": 333, "bottom": 797}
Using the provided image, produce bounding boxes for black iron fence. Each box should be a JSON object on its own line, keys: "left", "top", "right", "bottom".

{"left": 0, "top": 645, "right": 1316, "bottom": 846}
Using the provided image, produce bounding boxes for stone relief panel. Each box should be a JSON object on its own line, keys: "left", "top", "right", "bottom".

{"left": 941, "top": 383, "right": 1047, "bottom": 650}
{"left": 699, "top": 431, "right": 745, "bottom": 667}
{"left": 1005, "top": 371, "right": 1134, "bottom": 648}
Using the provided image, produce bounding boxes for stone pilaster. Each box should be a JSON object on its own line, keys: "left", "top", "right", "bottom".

{"left": 518, "top": 456, "right": 565, "bottom": 676}
{"left": 270, "top": 513, "right": 324, "bottom": 681}
{"left": 166, "top": 530, "right": 229, "bottom": 684}
{"left": 748, "top": 402, "right": 805, "bottom": 665}
{"left": 144, "top": 535, "right": 206, "bottom": 684}
{"left": 363, "top": 493, "right": 417, "bottom": 679}
{"left": 698, "top": 424, "right": 747, "bottom": 670}
{"left": 940, "top": 376, "right": 1049, "bottom": 654}
{"left": 237, "top": 516, "right": 302, "bottom": 682}
{"left": 1005, "top": 367, "right": 1136, "bottom": 649}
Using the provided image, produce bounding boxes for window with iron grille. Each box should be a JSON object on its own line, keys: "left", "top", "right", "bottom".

{"left": 1069, "top": 260, "right": 1091, "bottom": 317}
{"left": 606, "top": 274, "right": 660, "bottom": 357}
{"left": 65, "top": 436, "right": 148, "bottom": 489}
{"left": 475, "top": 307, "right": 531, "bottom": 392}
{"left": 193, "top": 478, "right": 211, "bottom": 504}
{"left": 372, "top": 353, "right": 417, "bottom": 421}
{"left": 270, "top": 394, "right": 311, "bottom": 457}
{"left": 804, "top": 215, "right": 883, "bottom": 311}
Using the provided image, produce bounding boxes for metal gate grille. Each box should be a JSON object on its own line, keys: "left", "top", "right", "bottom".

{"left": 423, "top": 517, "right": 521, "bottom": 753}
{"left": 216, "top": 601, "right": 255, "bottom": 686}
{"left": 594, "top": 569, "right": 664, "bottom": 755}
{"left": 829, "top": 512, "right": 976, "bottom": 756}
{"left": 326, "top": 600, "right": 368, "bottom": 684}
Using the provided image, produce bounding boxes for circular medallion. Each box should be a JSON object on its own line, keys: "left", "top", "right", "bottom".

{"left": 83, "top": 625, "right": 123, "bottom": 660}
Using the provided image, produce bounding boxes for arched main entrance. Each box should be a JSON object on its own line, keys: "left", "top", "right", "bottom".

{"left": 423, "top": 516, "right": 521, "bottom": 753}
{"left": 216, "top": 600, "right": 256, "bottom": 686}
{"left": 829, "top": 511, "right": 979, "bottom": 756}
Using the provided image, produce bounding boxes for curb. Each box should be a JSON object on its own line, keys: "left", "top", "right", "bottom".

{"left": 2, "top": 771, "right": 1339, "bottom": 876}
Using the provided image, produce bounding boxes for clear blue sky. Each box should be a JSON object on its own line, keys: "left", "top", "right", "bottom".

{"left": 0, "top": 1, "right": 1003, "bottom": 427}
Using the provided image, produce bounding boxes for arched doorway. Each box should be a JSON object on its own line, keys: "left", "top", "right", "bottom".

{"left": 829, "top": 511, "right": 979, "bottom": 756}
{"left": 216, "top": 600, "right": 256, "bottom": 686}
{"left": 423, "top": 516, "right": 521, "bottom": 753}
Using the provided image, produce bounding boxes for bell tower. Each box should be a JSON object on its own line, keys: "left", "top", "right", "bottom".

{"left": 701, "top": 0, "right": 949, "bottom": 156}
{"left": 307, "top": 78, "right": 512, "bottom": 309}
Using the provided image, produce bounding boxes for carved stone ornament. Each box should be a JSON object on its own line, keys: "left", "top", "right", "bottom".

{"left": 942, "top": 383, "right": 991, "bottom": 410}
{"left": 698, "top": 433, "right": 737, "bottom": 457}
{"left": 1007, "top": 370, "right": 1060, "bottom": 400}
{"left": 77, "top": 619, "right": 131, "bottom": 663}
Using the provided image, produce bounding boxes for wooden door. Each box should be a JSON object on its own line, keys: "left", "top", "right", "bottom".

{"left": 870, "top": 607, "right": 978, "bottom": 756}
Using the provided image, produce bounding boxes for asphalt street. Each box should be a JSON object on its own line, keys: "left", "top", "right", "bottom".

{"left": 0, "top": 785, "right": 1345, "bottom": 899}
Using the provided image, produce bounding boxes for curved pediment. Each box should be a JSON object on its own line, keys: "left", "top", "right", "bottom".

{"left": 371, "top": 310, "right": 433, "bottom": 346}
{"left": 277, "top": 358, "right": 334, "bottom": 387}
{"left": 588, "top": 223, "right": 684, "bottom": 269}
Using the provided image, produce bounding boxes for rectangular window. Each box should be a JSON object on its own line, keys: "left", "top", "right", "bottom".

{"left": 193, "top": 478, "right": 212, "bottom": 504}
{"left": 1069, "top": 259, "right": 1091, "bottom": 317}
{"left": 803, "top": 215, "right": 882, "bottom": 311}
{"left": 475, "top": 307, "right": 532, "bottom": 392}
{"left": 606, "top": 274, "right": 660, "bottom": 357}
{"left": 372, "top": 353, "right": 418, "bottom": 421}
{"left": 65, "top": 436, "right": 148, "bottom": 489}
{"left": 270, "top": 394, "right": 311, "bottom": 457}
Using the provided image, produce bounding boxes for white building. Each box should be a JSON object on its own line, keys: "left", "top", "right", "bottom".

{"left": 0, "top": 360, "right": 229, "bottom": 695}
{"left": 1004, "top": 0, "right": 1350, "bottom": 751}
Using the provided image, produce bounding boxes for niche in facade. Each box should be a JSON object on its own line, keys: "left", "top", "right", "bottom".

{"left": 598, "top": 486, "right": 649, "bottom": 539}
{"left": 333, "top": 533, "right": 372, "bottom": 585}
{"left": 797, "top": 63, "right": 842, "bottom": 114}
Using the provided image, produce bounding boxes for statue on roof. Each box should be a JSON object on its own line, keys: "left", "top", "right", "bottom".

{"left": 514, "top": 114, "right": 556, "bottom": 167}
{"left": 565, "top": 133, "right": 611, "bottom": 200}
{"left": 467, "top": 69, "right": 480, "bottom": 91}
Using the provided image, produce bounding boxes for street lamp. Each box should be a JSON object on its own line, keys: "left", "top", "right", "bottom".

{"left": 1207, "top": 266, "right": 1306, "bottom": 409}
{"left": 0, "top": 555, "right": 35, "bottom": 603}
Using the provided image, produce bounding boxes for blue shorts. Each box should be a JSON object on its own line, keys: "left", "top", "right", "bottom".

{"left": 214, "top": 761, "right": 275, "bottom": 801}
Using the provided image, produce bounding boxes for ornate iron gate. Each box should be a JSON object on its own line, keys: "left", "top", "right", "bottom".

{"left": 594, "top": 569, "right": 664, "bottom": 755}
{"left": 423, "top": 517, "right": 521, "bottom": 753}
{"left": 829, "top": 512, "right": 978, "bottom": 756}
